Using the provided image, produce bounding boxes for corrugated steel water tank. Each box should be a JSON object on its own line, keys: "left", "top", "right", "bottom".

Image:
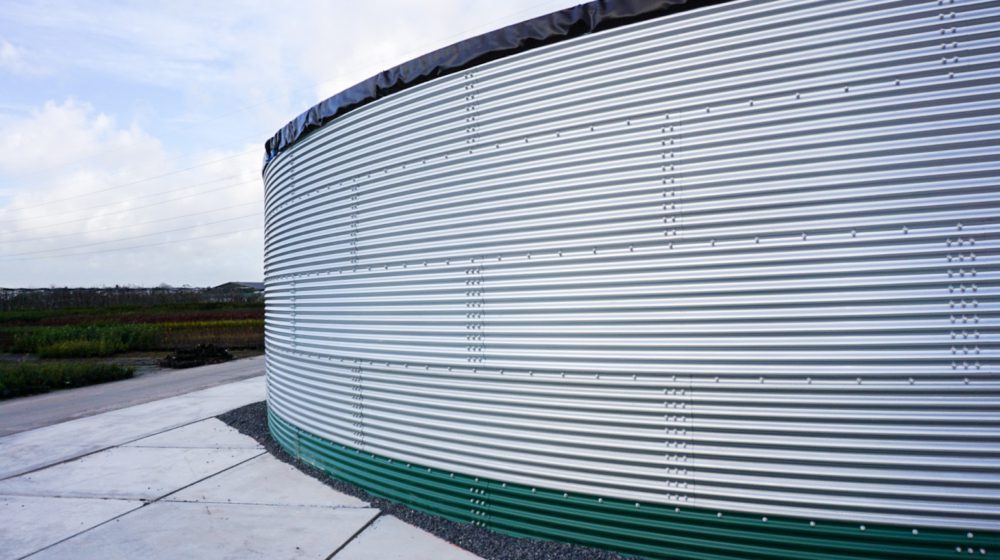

{"left": 263, "top": 0, "right": 1000, "bottom": 557}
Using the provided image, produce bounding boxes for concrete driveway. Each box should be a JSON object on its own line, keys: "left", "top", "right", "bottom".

{"left": 0, "top": 355, "right": 265, "bottom": 436}
{"left": 0, "top": 372, "right": 481, "bottom": 559}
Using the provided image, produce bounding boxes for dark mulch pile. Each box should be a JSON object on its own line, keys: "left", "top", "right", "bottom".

{"left": 218, "top": 401, "right": 633, "bottom": 560}
{"left": 159, "top": 344, "right": 233, "bottom": 368}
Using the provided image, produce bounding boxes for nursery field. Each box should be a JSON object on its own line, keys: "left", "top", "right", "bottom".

{"left": 0, "top": 302, "right": 264, "bottom": 399}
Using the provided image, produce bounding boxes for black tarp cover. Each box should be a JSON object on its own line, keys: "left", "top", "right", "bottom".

{"left": 264, "top": 0, "right": 717, "bottom": 168}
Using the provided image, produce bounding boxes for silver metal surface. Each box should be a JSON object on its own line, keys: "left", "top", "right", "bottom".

{"left": 263, "top": 0, "right": 1000, "bottom": 532}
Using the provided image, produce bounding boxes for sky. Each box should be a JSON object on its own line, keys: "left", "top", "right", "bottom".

{"left": 0, "top": 0, "right": 580, "bottom": 288}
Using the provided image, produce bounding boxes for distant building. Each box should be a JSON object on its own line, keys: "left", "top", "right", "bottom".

{"left": 207, "top": 282, "right": 265, "bottom": 303}
{"left": 211, "top": 282, "right": 264, "bottom": 293}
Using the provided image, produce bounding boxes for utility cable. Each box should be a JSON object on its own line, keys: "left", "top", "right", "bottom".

{"left": 8, "top": 174, "right": 240, "bottom": 221}
{"left": 2, "top": 178, "right": 260, "bottom": 234}
{"left": 2, "top": 212, "right": 262, "bottom": 257}
{"left": 9, "top": 200, "right": 263, "bottom": 243}
{"left": 0, "top": 225, "right": 263, "bottom": 262}
{"left": 2, "top": 0, "right": 576, "bottom": 189}
{"left": 3, "top": 149, "right": 257, "bottom": 212}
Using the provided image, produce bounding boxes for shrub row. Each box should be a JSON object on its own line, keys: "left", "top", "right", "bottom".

{"left": 8, "top": 324, "right": 158, "bottom": 356}
{"left": 2, "top": 320, "right": 263, "bottom": 357}
{"left": 156, "top": 325, "right": 264, "bottom": 351}
{"left": 154, "top": 319, "right": 263, "bottom": 330}
{"left": 0, "top": 362, "right": 134, "bottom": 399}
{"left": 0, "top": 303, "right": 263, "bottom": 327}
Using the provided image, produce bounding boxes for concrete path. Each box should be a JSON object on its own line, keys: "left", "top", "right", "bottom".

{"left": 0, "top": 375, "right": 483, "bottom": 559}
{"left": 0, "top": 355, "right": 265, "bottom": 436}
{"left": 0, "top": 375, "right": 265, "bottom": 480}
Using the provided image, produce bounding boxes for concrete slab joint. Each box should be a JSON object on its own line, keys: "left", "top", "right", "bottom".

{"left": 0, "top": 373, "right": 482, "bottom": 560}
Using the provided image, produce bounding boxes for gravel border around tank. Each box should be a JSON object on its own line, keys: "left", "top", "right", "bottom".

{"left": 218, "top": 401, "right": 634, "bottom": 560}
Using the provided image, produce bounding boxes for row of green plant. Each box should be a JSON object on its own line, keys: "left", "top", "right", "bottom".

{"left": 0, "top": 362, "right": 134, "bottom": 399}
{"left": 154, "top": 319, "right": 263, "bottom": 330}
{"left": 7, "top": 324, "right": 158, "bottom": 357}
{"left": 0, "top": 302, "right": 263, "bottom": 327}
{"left": 2, "top": 320, "right": 263, "bottom": 358}
{"left": 156, "top": 323, "right": 263, "bottom": 352}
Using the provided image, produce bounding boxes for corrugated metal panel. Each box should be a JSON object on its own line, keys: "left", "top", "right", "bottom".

{"left": 263, "top": 0, "right": 1000, "bottom": 545}
{"left": 269, "top": 410, "right": 997, "bottom": 559}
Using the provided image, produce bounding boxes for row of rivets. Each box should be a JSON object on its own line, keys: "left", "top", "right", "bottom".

{"left": 466, "top": 257, "right": 486, "bottom": 364}
{"left": 350, "top": 359, "right": 365, "bottom": 449}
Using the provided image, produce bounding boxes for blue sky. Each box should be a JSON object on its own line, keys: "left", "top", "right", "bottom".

{"left": 0, "top": 0, "right": 578, "bottom": 287}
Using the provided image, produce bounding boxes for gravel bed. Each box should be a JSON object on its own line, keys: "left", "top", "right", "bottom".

{"left": 219, "top": 401, "right": 633, "bottom": 560}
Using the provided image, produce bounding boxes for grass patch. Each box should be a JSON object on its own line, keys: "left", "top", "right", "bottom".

{"left": 0, "top": 362, "right": 134, "bottom": 399}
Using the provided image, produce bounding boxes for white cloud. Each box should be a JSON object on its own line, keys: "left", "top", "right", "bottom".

{"left": 0, "top": 100, "right": 262, "bottom": 287}
{"left": 0, "top": 39, "right": 20, "bottom": 62}
{"left": 2, "top": 1, "right": 580, "bottom": 135}
{"left": 0, "top": 99, "right": 159, "bottom": 175}
{"left": 0, "top": 38, "right": 30, "bottom": 74}
{"left": 0, "top": 0, "right": 581, "bottom": 287}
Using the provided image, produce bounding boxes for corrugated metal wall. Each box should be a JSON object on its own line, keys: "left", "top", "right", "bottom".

{"left": 263, "top": 0, "right": 1000, "bottom": 539}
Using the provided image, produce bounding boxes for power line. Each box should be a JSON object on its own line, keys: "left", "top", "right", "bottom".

{"left": 8, "top": 174, "right": 239, "bottom": 222}
{"left": 2, "top": 213, "right": 262, "bottom": 257}
{"left": 0, "top": 225, "right": 263, "bottom": 262}
{"left": 2, "top": 0, "right": 576, "bottom": 192}
{"left": 4, "top": 148, "right": 258, "bottom": 212}
{"left": 9, "top": 200, "right": 263, "bottom": 243}
{"left": 2, "top": 178, "right": 260, "bottom": 234}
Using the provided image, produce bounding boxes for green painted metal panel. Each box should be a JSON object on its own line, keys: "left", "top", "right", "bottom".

{"left": 269, "top": 409, "right": 996, "bottom": 559}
